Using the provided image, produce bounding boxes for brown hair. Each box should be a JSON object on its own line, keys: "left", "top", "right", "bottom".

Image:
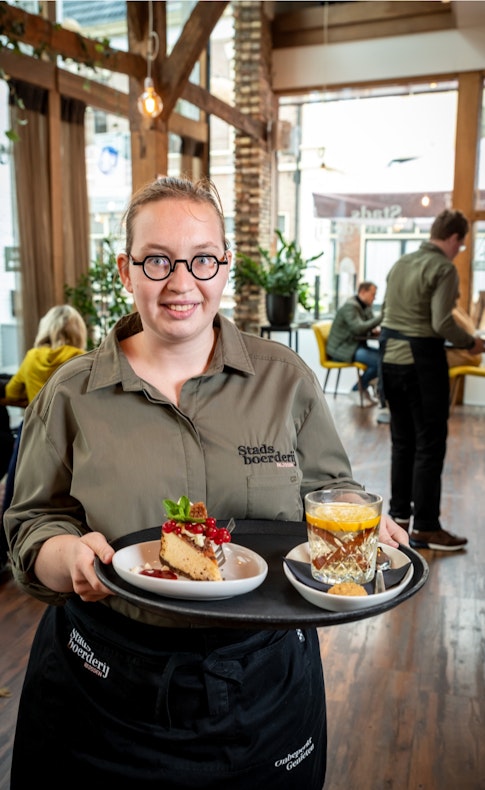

{"left": 358, "top": 281, "right": 377, "bottom": 294}
{"left": 34, "top": 305, "right": 87, "bottom": 350}
{"left": 430, "top": 209, "right": 469, "bottom": 241}
{"left": 121, "top": 176, "right": 229, "bottom": 255}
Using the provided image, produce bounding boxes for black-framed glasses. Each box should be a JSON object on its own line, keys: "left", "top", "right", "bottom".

{"left": 129, "top": 253, "right": 228, "bottom": 281}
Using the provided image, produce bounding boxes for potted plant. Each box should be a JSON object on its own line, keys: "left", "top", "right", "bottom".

{"left": 64, "top": 237, "right": 132, "bottom": 349}
{"left": 234, "top": 230, "right": 323, "bottom": 326}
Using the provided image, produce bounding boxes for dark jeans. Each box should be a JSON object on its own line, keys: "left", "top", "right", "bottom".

{"left": 0, "top": 413, "right": 16, "bottom": 566}
{"left": 353, "top": 345, "right": 379, "bottom": 390}
{"left": 382, "top": 362, "right": 449, "bottom": 532}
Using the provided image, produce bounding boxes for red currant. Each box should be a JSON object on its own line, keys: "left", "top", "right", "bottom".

{"left": 204, "top": 525, "right": 218, "bottom": 540}
{"left": 205, "top": 517, "right": 217, "bottom": 529}
{"left": 213, "top": 527, "right": 231, "bottom": 545}
{"left": 186, "top": 523, "right": 204, "bottom": 534}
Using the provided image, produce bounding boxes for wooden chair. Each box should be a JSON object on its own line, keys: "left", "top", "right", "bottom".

{"left": 312, "top": 321, "right": 368, "bottom": 406}
{"left": 449, "top": 365, "right": 485, "bottom": 409}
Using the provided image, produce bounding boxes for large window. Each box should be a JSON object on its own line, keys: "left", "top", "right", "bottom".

{"left": 85, "top": 108, "right": 132, "bottom": 258}
{"left": 0, "top": 79, "right": 21, "bottom": 372}
{"left": 278, "top": 82, "right": 458, "bottom": 318}
{"left": 475, "top": 84, "right": 485, "bottom": 212}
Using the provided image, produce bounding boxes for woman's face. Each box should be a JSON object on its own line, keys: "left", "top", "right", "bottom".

{"left": 118, "top": 198, "right": 231, "bottom": 345}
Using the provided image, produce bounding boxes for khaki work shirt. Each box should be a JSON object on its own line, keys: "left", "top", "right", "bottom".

{"left": 5, "top": 312, "right": 360, "bottom": 625}
{"left": 382, "top": 241, "right": 475, "bottom": 365}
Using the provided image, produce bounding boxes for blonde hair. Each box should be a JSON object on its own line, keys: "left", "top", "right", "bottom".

{"left": 34, "top": 305, "right": 87, "bottom": 350}
{"left": 122, "top": 176, "right": 229, "bottom": 256}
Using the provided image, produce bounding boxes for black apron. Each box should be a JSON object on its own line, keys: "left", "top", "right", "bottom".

{"left": 379, "top": 327, "right": 449, "bottom": 421}
{"left": 11, "top": 598, "right": 327, "bottom": 789}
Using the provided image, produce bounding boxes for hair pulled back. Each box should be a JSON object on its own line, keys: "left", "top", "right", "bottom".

{"left": 122, "top": 176, "right": 228, "bottom": 255}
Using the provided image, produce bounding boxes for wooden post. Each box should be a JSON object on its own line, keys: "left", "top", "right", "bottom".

{"left": 453, "top": 71, "right": 482, "bottom": 312}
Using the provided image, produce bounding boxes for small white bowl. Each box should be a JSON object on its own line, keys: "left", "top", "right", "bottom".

{"left": 283, "top": 542, "right": 413, "bottom": 612}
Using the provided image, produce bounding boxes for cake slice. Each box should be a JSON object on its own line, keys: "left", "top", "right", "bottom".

{"left": 159, "top": 497, "right": 231, "bottom": 581}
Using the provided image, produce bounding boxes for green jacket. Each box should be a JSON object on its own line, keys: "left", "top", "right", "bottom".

{"left": 5, "top": 312, "right": 361, "bottom": 626}
{"left": 327, "top": 295, "right": 381, "bottom": 362}
{"left": 382, "top": 241, "right": 476, "bottom": 364}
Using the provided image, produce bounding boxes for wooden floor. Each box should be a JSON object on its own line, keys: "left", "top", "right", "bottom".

{"left": 1, "top": 397, "right": 484, "bottom": 789}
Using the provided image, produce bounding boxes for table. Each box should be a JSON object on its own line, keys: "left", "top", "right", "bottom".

{"left": 95, "top": 520, "right": 429, "bottom": 630}
{"left": 259, "top": 324, "right": 305, "bottom": 352}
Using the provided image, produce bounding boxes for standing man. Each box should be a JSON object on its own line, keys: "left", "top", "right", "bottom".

{"left": 327, "top": 281, "right": 382, "bottom": 405}
{"left": 381, "top": 209, "right": 485, "bottom": 550}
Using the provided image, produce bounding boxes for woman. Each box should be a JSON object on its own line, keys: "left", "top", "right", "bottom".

{"left": 5, "top": 177, "right": 406, "bottom": 788}
{"left": 0, "top": 304, "right": 86, "bottom": 569}
{"left": 3, "top": 303, "right": 87, "bottom": 406}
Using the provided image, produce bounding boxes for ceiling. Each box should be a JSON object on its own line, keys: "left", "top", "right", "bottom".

{"left": 270, "top": 1, "right": 485, "bottom": 49}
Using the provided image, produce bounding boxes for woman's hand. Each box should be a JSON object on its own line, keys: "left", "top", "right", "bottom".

{"left": 34, "top": 532, "right": 116, "bottom": 602}
{"left": 378, "top": 513, "right": 409, "bottom": 547}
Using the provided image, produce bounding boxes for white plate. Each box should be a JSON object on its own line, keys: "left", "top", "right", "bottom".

{"left": 283, "top": 542, "right": 414, "bottom": 612}
{"left": 112, "top": 540, "right": 268, "bottom": 600}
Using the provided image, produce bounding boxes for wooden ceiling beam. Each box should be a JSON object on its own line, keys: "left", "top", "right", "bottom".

{"left": 0, "top": 0, "right": 265, "bottom": 143}
{"left": 0, "top": 0, "right": 145, "bottom": 78}
{"left": 182, "top": 81, "right": 266, "bottom": 142}
{"left": 159, "top": 1, "right": 228, "bottom": 118}
{"left": 272, "top": 0, "right": 454, "bottom": 48}
{"left": 0, "top": 47, "right": 207, "bottom": 144}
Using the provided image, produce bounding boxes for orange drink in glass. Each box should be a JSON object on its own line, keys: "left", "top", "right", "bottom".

{"left": 304, "top": 490, "right": 382, "bottom": 585}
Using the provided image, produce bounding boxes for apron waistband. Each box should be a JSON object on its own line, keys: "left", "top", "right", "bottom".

{"left": 65, "top": 597, "right": 263, "bottom": 656}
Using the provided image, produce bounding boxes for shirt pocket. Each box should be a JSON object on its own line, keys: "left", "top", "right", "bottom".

{"left": 246, "top": 470, "right": 303, "bottom": 521}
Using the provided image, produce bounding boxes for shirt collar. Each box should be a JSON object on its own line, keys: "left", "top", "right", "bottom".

{"left": 87, "top": 312, "right": 254, "bottom": 393}
{"left": 420, "top": 240, "right": 448, "bottom": 257}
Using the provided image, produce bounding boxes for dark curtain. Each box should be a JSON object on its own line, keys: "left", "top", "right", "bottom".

{"left": 10, "top": 81, "right": 53, "bottom": 349}
{"left": 9, "top": 80, "right": 89, "bottom": 350}
{"left": 61, "top": 96, "right": 90, "bottom": 289}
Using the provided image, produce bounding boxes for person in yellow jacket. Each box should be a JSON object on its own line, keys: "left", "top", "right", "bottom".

{"left": 1, "top": 305, "right": 87, "bottom": 572}
{"left": 4, "top": 304, "right": 87, "bottom": 405}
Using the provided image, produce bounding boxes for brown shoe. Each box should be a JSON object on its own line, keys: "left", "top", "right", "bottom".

{"left": 409, "top": 529, "right": 467, "bottom": 551}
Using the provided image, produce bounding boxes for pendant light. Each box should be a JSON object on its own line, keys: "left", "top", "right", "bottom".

{"left": 137, "top": 0, "right": 163, "bottom": 119}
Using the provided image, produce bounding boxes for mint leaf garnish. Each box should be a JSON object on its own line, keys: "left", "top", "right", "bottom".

{"left": 162, "top": 496, "right": 204, "bottom": 522}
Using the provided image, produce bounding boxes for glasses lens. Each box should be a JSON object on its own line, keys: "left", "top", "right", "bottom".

{"left": 144, "top": 256, "right": 171, "bottom": 280}
{"left": 191, "top": 255, "right": 220, "bottom": 280}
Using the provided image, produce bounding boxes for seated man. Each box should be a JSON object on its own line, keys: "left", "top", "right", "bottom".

{"left": 327, "top": 281, "right": 382, "bottom": 405}
{"left": 446, "top": 305, "right": 482, "bottom": 368}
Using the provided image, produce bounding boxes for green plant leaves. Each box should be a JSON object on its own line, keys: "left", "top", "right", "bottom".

{"left": 233, "top": 230, "right": 323, "bottom": 309}
{"left": 64, "top": 237, "right": 131, "bottom": 349}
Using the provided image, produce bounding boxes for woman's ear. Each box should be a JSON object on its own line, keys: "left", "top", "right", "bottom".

{"left": 117, "top": 253, "right": 133, "bottom": 294}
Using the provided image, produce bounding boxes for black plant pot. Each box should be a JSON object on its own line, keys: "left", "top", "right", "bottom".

{"left": 265, "top": 292, "right": 298, "bottom": 326}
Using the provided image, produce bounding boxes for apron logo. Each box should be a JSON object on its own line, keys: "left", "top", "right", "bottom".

{"left": 68, "top": 627, "right": 110, "bottom": 679}
{"left": 274, "top": 736, "right": 315, "bottom": 771}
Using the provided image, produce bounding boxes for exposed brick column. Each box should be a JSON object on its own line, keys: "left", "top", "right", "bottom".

{"left": 232, "top": 1, "right": 274, "bottom": 333}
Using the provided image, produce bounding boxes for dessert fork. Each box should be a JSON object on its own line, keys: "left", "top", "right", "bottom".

{"left": 214, "top": 518, "right": 236, "bottom": 567}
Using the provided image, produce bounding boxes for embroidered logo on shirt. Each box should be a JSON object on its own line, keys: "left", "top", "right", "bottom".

{"left": 274, "top": 736, "right": 315, "bottom": 771}
{"left": 68, "top": 627, "right": 110, "bottom": 679}
{"left": 238, "top": 444, "right": 297, "bottom": 467}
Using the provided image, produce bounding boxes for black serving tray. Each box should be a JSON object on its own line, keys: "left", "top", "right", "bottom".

{"left": 95, "top": 520, "right": 428, "bottom": 630}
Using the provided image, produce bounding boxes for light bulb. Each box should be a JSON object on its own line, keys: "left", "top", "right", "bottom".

{"left": 137, "top": 77, "right": 163, "bottom": 119}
